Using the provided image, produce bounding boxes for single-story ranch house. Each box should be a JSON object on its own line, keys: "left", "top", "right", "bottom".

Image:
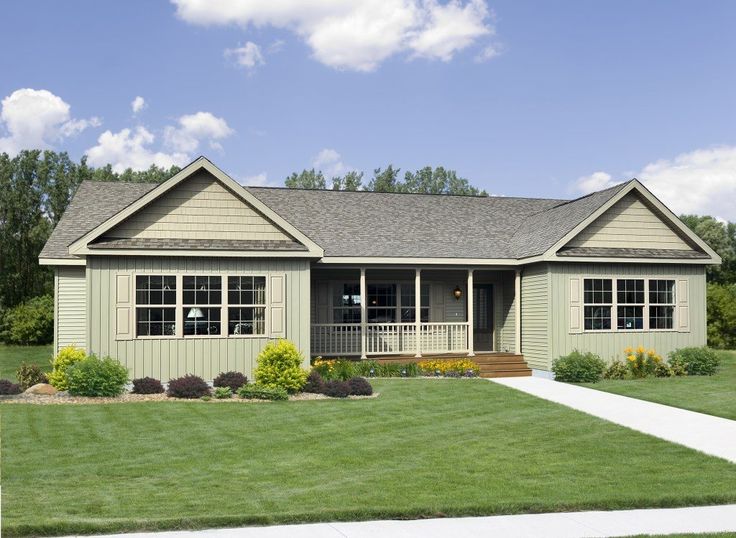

{"left": 40, "top": 157, "right": 720, "bottom": 379}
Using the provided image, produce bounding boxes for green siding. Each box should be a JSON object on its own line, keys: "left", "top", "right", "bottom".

{"left": 520, "top": 263, "right": 550, "bottom": 369}
{"left": 56, "top": 266, "right": 87, "bottom": 353}
{"left": 548, "top": 262, "right": 707, "bottom": 366}
{"left": 87, "top": 256, "right": 310, "bottom": 381}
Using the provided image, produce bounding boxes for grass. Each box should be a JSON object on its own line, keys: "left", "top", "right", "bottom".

{"left": 2, "top": 379, "right": 736, "bottom": 537}
{"left": 583, "top": 350, "right": 736, "bottom": 420}
{"left": 0, "top": 344, "right": 52, "bottom": 381}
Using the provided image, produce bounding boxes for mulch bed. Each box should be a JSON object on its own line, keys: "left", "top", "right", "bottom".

{"left": 0, "top": 391, "right": 378, "bottom": 405}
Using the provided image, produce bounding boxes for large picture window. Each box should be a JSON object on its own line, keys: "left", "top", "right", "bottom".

{"left": 136, "top": 275, "right": 176, "bottom": 336}
{"left": 182, "top": 276, "right": 221, "bottom": 336}
{"left": 582, "top": 277, "right": 677, "bottom": 332}
{"left": 228, "top": 276, "right": 266, "bottom": 335}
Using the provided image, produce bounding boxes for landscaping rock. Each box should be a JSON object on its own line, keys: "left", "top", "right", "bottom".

{"left": 25, "top": 383, "right": 57, "bottom": 395}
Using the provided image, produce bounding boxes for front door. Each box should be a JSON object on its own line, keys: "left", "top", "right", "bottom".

{"left": 473, "top": 284, "right": 493, "bottom": 351}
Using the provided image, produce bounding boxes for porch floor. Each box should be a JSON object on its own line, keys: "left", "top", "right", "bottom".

{"left": 372, "top": 352, "right": 532, "bottom": 379}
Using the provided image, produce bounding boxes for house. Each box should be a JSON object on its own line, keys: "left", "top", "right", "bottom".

{"left": 39, "top": 157, "right": 720, "bottom": 379}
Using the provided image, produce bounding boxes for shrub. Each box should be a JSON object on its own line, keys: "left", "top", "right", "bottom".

{"left": 323, "top": 380, "right": 350, "bottom": 398}
{"left": 669, "top": 347, "right": 720, "bottom": 376}
{"left": 303, "top": 370, "right": 325, "bottom": 393}
{"left": 213, "top": 386, "right": 233, "bottom": 399}
{"left": 16, "top": 363, "right": 48, "bottom": 390}
{"left": 66, "top": 355, "right": 128, "bottom": 397}
{"left": 653, "top": 362, "right": 674, "bottom": 378}
{"left": 254, "top": 340, "right": 308, "bottom": 393}
{"left": 47, "top": 346, "right": 87, "bottom": 390}
{"left": 131, "top": 377, "right": 164, "bottom": 394}
{"left": 603, "top": 360, "right": 629, "bottom": 380}
{"left": 0, "top": 295, "right": 53, "bottom": 345}
{"left": 552, "top": 350, "right": 606, "bottom": 383}
{"left": 167, "top": 374, "right": 211, "bottom": 399}
{"left": 237, "top": 384, "right": 288, "bottom": 401}
{"left": 347, "top": 376, "right": 373, "bottom": 396}
{"left": 0, "top": 379, "right": 22, "bottom": 395}
{"left": 213, "top": 371, "right": 248, "bottom": 392}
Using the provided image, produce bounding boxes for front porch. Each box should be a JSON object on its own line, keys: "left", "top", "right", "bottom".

{"left": 310, "top": 267, "right": 522, "bottom": 360}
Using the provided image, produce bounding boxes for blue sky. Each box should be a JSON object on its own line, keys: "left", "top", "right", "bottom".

{"left": 1, "top": 0, "right": 735, "bottom": 217}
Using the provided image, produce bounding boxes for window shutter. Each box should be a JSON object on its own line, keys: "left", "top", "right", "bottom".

{"left": 270, "top": 274, "right": 287, "bottom": 338}
{"left": 677, "top": 279, "right": 690, "bottom": 332}
{"left": 569, "top": 277, "right": 582, "bottom": 333}
{"left": 115, "top": 273, "right": 134, "bottom": 340}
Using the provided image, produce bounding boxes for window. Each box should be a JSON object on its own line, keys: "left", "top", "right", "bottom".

{"left": 401, "top": 284, "right": 430, "bottom": 322}
{"left": 333, "top": 283, "right": 361, "bottom": 323}
{"left": 617, "top": 279, "right": 644, "bottom": 330}
{"left": 183, "top": 276, "right": 221, "bottom": 336}
{"left": 368, "top": 284, "right": 397, "bottom": 322}
{"left": 136, "top": 275, "right": 176, "bottom": 336}
{"left": 583, "top": 278, "right": 612, "bottom": 330}
{"left": 228, "top": 276, "right": 266, "bottom": 335}
{"left": 649, "top": 279, "right": 675, "bottom": 329}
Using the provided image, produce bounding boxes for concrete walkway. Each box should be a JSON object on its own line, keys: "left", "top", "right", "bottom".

{"left": 492, "top": 376, "right": 736, "bottom": 463}
{"left": 74, "top": 505, "right": 736, "bottom": 537}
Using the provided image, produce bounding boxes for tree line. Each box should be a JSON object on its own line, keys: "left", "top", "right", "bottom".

{"left": 0, "top": 150, "right": 734, "bottom": 348}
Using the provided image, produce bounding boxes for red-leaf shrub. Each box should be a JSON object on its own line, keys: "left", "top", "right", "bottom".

{"left": 213, "top": 371, "right": 248, "bottom": 392}
{"left": 132, "top": 377, "right": 164, "bottom": 394}
{"left": 167, "top": 375, "right": 210, "bottom": 399}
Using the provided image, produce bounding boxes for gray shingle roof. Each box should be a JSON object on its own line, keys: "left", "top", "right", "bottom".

{"left": 39, "top": 181, "right": 158, "bottom": 259}
{"left": 557, "top": 247, "right": 710, "bottom": 259}
{"left": 42, "top": 176, "right": 669, "bottom": 261}
{"left": 89, "top": 237, "right": 308, "bottom": 251}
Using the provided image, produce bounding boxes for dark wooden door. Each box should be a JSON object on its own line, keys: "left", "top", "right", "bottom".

{"left": 473, "top": 284, "right": 493, "bottom": 351}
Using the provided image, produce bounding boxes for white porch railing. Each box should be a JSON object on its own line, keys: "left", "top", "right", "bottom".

{"left": 311, "top": 322, "right": 469, "bottom": 356}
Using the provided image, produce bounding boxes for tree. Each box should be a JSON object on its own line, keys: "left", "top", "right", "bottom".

{"left": 0, "top": 150, "right": 179, "bottom": 310}
{"left": 367, "top": 165, "right": 402, "bottom": 192}
{"left": 680, "top": 215, "right": 736, "bottom": 284}
{"left": 332, "top": 170, "right": 363, "bottom": 191}
{"left": 706, "top": 283, "right": 736, "bottom": 349}
{"left": 284, "top": 169, "right": 326, "bottom": 190}
{"left": 403, "top": 166, "right": 487, "bottom": 195}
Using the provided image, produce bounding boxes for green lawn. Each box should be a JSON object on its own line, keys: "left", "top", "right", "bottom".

{"left": 583, "top": 350, "right": 736, "bottom": 420}
{"left": 0, "top": 344, "right": 52, "bottom": 381}
{"left": 2, "top": 379, "right": 736, "bottom": 537}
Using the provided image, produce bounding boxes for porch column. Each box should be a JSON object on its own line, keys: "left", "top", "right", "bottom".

{"left": 515, "top": 269, "right": 521, "bottom": 354}
{"left": 360, "top": 268, "right": 367, "bottom": 359}
{"left": 414, "top": 268, "right": 422, "bottom": 358}
{"left": 467, "top": 269, "right": 474, "bottom": 357}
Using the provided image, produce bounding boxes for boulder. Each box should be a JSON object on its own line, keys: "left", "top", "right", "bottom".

{"left": 25, "top": 383, "right": 58, "bottom": 395}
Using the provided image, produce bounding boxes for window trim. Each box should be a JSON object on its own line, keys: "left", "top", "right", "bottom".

{"left": 132, "top": 272, "right": 270, "bottom": 340}
{"left": 579, "top": 275, "right": 679, "bottom": 333}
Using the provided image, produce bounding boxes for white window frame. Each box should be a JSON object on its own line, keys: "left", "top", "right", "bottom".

{"left": 330, "top": 280, "right": 431, "bottom": 324}
{"left": 132, "top": 272, "right": 270, "bottom": 340}
{"left": 226, "top": 275, "right": 268, "bottom": 338}
{"left": 580, "top": 276, "right": 678, "bottom": 333}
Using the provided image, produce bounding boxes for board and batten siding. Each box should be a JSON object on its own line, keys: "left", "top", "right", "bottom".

{"left": 86, "top": 256, "right": 310, "bottom": 381}
{"left": 106, "top": 171, "right": 291, "bottom": 242}
{"left": 520, "top": 263, "right": 550, "bottom": 370}
{"left": 55, "top": 266, "right": 87, "bottom": 353}
{"left": 567, "top": 192, "right": 694, "bottom": 251}
{"left": 549, "top": 263, "right": 706, "bottom": 364}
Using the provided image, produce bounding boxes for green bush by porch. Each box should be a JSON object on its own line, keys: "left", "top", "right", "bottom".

{"left": 3, "top": 379, "right": 736, "bottom": 537}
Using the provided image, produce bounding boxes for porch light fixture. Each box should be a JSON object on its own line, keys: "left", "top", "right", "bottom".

{"left": 369, "top": 367, "right": 375, "bottom": 377}
{"left": 453, "top": 285, "right": 463, "bottom": 301}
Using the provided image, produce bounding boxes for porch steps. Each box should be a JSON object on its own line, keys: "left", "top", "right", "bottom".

{"left": 374, "top": 353, "right": 532, "bottom": 378}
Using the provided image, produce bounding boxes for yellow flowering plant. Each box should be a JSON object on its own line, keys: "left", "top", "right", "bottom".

{"left": 624, "top": 346, "right": 662, "bottom": 378}
{"left": 417, "top": 359, "right": 479, "bottom": 377}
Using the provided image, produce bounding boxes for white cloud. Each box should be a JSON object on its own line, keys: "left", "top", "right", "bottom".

{"left": 313, "top": 147, "right": 350, "bottom": 177}
{"left": 575, "top": 171, "right": 616, "bottom": 193}
{"left": 239, "top": 171, "right": 282, "bottom": 187}
{"left": 225, "top": 41, "right": 265, "bottom": 70}
{"left": 86, "top": 111, "right": 234, "bottom": 172}
{"left": 163, "top": 111, "right": 234, "bottom": 153}
{"left": 131, "top": 96, "right": 146, "bottom": 114}
{"left": 0, "top": 88, "right": 99, "bottom": 155}
{"left": 475, "top": 43, "right": 502, "bottom": 62}
{"left": 267, "top": 39, "right": 285, "bottom": 53}
{"left": 574, "top": 146, "right": 736, "bottom": 220}
{"left": 86, "top": 127, "right": 189, "bottom": 172}
{"left": 408, "top": 0, "right": 491, "bottom": 61}
{"left": 172, "top": 0, "right": 497, "bottom": 72}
